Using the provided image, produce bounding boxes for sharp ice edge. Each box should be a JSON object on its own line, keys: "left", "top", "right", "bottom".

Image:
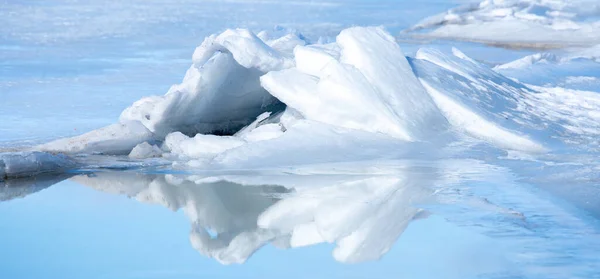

{"left": 2, "top": 26, "right": 599, "bottom": 177}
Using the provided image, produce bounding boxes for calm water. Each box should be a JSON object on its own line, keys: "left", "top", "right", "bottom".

{"left": 1, "top": 158, "right": 599, "bottom": 279}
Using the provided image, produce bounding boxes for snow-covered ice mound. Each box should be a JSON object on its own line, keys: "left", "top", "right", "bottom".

{"left": 8, "top": 25, "right": 600, "bottom": 178}
{"left": 410, "top": 48, "right": 547, "bottom": 152}
{"left": 412, "top": 48, "right": 600, "bottom": 152}
{"left": 26, "top": 27, "right": 454, "bottom": 168}
{"left": 119, "top": 29, "right": 301, "bottom": 138}
{"left": 406, "top": 0, "right": 600, "bottom": 48}
{"left": 36, "top": 29, "right": 304, "bottom": 155}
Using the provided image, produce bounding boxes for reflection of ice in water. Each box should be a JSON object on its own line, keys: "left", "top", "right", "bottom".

{"left": 69, "top": 168, "right": 435, "bottom": 264}
{"left": 258, "top": 175, "right": 433, "bottom": 263}
{"left": 59, "top": 158, "right": 600, "bottom": 277}
{"left": 71, "top": 173, "right": 289, "bottom": 264}
{"left": 0, "top": 173, "right": 72, "bottom": 202}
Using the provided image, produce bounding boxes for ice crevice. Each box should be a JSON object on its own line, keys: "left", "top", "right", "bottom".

{"left": 6, "top": 25, "right": 598, "bottom": 178}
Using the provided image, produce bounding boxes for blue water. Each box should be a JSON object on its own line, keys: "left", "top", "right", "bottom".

{"left": 1, "top": 158, "right": 599, "bottom": 279}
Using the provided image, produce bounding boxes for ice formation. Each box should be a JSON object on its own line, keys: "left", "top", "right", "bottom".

{"left": 406, "top": 0, "right": 600, "bottom": 48}
{"left": 118, "top": 29, "right": 300, "bottom": 138}
{"left": 0, "top": 152, "right": 75, "bottom": 181}
{"left": 261, "top": 27, "right": 447, "bottom": 141}
{"left": 128, "top": 142, "right": 163, "bottom": 159}
{"left": 2, "top": 25, "right": 599, "bottom": 178}
{"left": 410, "top": 48, "right": 547, "bottom": 152}
{"left": 412, "top": 48, "right": 600, "bottom": 152}
{"left": 35, "top": 120, "right": 154, "bottom": 155}
{"left": 25, "top": 27, "right": 452, "bottom": 170}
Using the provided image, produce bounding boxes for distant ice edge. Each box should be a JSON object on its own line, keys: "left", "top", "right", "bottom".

{"left": 5, "top": 25, "right": 582, "bottom": 178}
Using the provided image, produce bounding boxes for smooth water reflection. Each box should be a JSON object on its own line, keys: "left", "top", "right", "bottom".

{"left": 69, "top": 171, "right": 435, "bottom": 265}
{"left": 1, "top": 159, "right": 599, "bottom": 279}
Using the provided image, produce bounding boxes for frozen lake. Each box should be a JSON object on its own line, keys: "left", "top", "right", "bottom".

{"left": 2, "top": 0, "right": 600, "bottom": 278}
